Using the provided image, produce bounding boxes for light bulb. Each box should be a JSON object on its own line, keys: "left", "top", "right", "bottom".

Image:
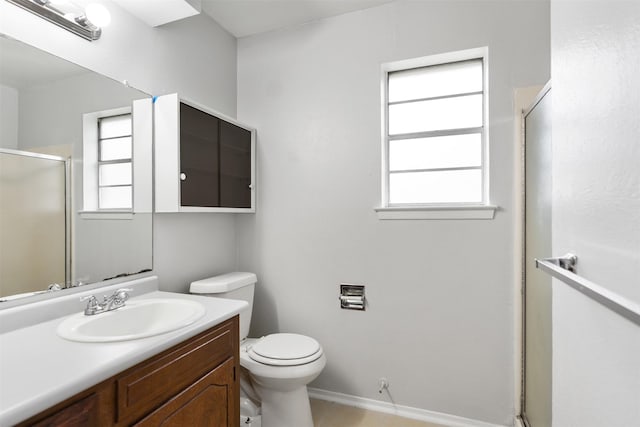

{"left": 85, "top": 3, "right": 111, "bottom": 27}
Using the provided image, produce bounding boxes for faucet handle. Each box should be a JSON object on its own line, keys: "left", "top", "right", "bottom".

{"left": 81, "top": 295, "right": 100, "bottom": 315}
{"left": 113, "top": 288, "right": 132, "bottom": 299}
{"left": 80, "top": 294, "right": 98, "bottom": 304}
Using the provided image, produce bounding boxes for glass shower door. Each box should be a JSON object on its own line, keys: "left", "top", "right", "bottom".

{"left": 0, "top": 149, "right": 68, "bottom": 298}
{"left": 523, "top": 86, "right": 552, "bottom": 427}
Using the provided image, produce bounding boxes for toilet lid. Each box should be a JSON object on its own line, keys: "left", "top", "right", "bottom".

{"left": 248, "top": 333, "right": 322, "bottom": 366}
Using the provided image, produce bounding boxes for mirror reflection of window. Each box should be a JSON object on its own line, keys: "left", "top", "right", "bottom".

{"left": 97, "top": 113, "right": 133, "bottom": 209}
{"left": 82, "top": 106, "right": 135, "bottom": 213}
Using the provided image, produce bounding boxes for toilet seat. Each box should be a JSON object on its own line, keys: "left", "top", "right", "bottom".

{"left": 248, "top": 333, "right": 323, "bottom": 366}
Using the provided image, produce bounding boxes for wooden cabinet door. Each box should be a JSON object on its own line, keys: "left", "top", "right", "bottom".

{"left": 31, "top": 394, "right": 98, "bottom": 427}
{"left": 19, "top": 383, "right": 115, "bottom": 427}
{"left": 135, "top": 358, "right": 237, "bottom": 427}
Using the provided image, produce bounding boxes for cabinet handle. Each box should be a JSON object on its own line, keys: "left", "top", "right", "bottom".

{"left": 248, "top": 184, "right": 252, "bottom": 189}
{"left": 180, "top": 173, "right": 187, "bottom": 181}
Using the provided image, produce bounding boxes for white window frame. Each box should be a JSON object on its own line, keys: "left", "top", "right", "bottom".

{"left": 376, "top": 47, "right": 497, "bottom": 220}
{"left": 81, "top": 99, "right": 153, "bottom": 219}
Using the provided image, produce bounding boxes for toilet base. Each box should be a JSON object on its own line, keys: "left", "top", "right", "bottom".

{"left": 256, "top": 385, "right": 313, "bottom": 427}
{"left": 239, "top": 415, "right": 261, "bottom": 427}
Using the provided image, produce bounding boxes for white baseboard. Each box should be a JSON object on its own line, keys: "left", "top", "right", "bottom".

{"left": 308, "top": 388, "right": 509, "bottom": 427}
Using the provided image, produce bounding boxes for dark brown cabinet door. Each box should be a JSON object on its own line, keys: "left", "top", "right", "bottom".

{"left": 179, "top": 102, "right": 252, "bottom": 209}
{"left": 134, "top": 358, "right": 236, "bottom": 427}
{"left": 180, "top": 102, "right": 220, "bottom": 207}
{"left": 30, "top": 393, "right": 102, "bottom": 427}
{"left": 219, "top": 120, "right": 251, "bottom": 208}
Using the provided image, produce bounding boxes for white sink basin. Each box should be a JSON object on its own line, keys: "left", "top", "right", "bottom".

{"left": 57, "top": 298, "right": 206, "bottom": 342}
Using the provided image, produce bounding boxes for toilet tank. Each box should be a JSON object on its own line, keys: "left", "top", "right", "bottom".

{"left": 190, "top": 272, "right": 256, "bottom": 340}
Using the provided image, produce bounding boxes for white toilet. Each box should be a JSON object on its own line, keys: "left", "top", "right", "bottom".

{"left": 190, "top": 272, "right": 326, "bottom": 427}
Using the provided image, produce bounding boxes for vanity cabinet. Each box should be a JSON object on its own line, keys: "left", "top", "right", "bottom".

{"left": 19, "top": 317, "right": 239, "bottom": 427}
{"left": 155, "top": 93, "right": 256, "bottom": 213}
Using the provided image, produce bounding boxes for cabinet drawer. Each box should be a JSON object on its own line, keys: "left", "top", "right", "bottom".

{"left": 116, "top": 317, "right": 237, "bottom": 423}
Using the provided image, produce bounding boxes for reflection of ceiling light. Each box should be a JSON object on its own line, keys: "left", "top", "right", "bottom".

{"left": 6, "top": 0, "right": 111, "bottom": 41}
{"left": 85, "top": 3, "right": 111, "bottom": 27}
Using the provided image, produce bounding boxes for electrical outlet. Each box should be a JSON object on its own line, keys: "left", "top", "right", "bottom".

{"left": 378, "top": 377, "right": 389, "bottom": 393}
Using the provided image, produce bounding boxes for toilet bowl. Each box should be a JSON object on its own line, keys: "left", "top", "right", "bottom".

{"left": 241, "top": 335, "right": 326, "bottom": 427}
{"left": 190, "top": 273, "right": 326, "bottom": 427}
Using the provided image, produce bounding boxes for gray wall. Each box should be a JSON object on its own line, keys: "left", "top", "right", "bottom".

{"left": 550, "top": 1, "right": 640, "bottom": 425}
{"left": 0, "top": 1, "right": 239, "bottom": 293}
{"left": 0, "top": 85, "right": 18, "bottom": 149}
{"left": 236, "top": 1, "right": 550, "bottom": 425}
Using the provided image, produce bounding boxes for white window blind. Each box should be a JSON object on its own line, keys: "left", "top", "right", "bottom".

{"left": 384, "top": 55, "right": 487, "bottom": 207}
{"left": 98, "top": 113, "right": 132, "bottom": 209}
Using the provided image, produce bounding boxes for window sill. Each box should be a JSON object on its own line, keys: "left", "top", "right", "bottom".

{"left": 79, "top": 210, "right": 134, "bottom": 220}
{"left": 375, "top": 205, "right": 498, "bottom": 220}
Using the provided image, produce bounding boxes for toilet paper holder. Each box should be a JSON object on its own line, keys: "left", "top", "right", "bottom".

{"left": 339, "top": 284, "right": 365, "bottom": 311}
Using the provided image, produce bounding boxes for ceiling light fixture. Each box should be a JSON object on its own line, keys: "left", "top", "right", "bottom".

{"left": 5, "top": 0, "right": 111, "bottom": 41}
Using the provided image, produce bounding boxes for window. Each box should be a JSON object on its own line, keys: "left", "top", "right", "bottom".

{"left": 97, "top": 114, "right": 133, "bottom": 209}
{"left": 81, "top": 99, "right": 152, "bottom": 217}
{"left": 378, "top": 48, "right": 495, "bottom": 220}
{"left": 82, "top": 106, "right": 133, "bottom": 214}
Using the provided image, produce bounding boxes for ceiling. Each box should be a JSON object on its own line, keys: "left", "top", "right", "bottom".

{"left": 200, "top": 0, "right": 394, "bottom": 38}
{"left": 109, "top": 0, "right": 394, "bottom": 38}
{"left": 1, "top": 1, "right": 395, "bottom": 87}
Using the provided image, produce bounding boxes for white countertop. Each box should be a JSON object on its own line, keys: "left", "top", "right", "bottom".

{"left": 0, "top": 276, "right": 247, "bottom": 426}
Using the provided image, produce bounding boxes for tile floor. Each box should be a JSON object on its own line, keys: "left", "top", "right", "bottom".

{"left": 310, "top": 399, "right": 447, "bottom": 427}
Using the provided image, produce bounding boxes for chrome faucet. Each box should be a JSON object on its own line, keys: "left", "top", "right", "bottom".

{"left": 81, "top": 288, "right": 132, "bottom": 315}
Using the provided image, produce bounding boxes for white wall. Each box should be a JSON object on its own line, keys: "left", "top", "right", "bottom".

{"left": 550, "top": 1, "right": 640, "bottom": 425}
{"left": 236, "top": 1, "right": 549, "bottom": 425}
{"left": 0, "top": 0, "right": 239, "bottom": 292}
{"left": 0, "top": 85, "right": 18, "bottom": 149}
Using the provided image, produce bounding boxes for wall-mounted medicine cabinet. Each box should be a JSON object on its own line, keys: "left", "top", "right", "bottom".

{"left": 154, "top": 93, "right": 256, "bottom": 213}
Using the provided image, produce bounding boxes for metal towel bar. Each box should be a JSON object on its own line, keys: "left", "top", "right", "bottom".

{"left": 535, "top": 254, "right": 640, "bottom": 327}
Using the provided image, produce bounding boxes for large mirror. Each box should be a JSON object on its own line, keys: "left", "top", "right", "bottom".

{"left": 0, "top": 34, "right": 153, "bottom": 303}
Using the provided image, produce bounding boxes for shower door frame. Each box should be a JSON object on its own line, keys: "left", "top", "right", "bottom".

{"left": 520, "top": 82, "right": 553, "bottom": 427}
